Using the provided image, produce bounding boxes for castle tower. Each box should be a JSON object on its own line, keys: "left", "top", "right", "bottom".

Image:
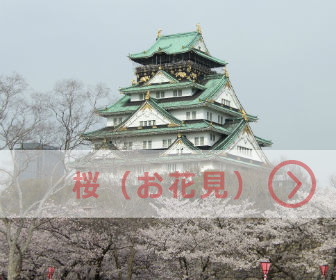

{"left": 83, "top": 27, "right": 271, "bottom": 165}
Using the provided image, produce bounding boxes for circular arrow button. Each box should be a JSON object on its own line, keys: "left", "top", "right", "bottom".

{"left": 268, "top": 160, "right": 316, "bottom": 208}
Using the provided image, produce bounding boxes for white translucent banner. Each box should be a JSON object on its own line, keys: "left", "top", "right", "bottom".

{"left": 0, "top": 150, "right": 335, "bottom": 218}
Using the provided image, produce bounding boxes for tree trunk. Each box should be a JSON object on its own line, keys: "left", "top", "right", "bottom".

{"left": 7, "top": 243, "right": 22, "bottom": 280}
{"left": 127, "top": 244, "right": 136, "bottom": 280}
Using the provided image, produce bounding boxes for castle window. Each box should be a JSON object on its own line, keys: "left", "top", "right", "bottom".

{"left": 148, "top": 120, "right": 156, "bottom": 126}
{"left": 162, "top": 138, "right": 172, "bottom": 148}
{"left": 217, "top": 115, "right": 224, "bottom": 124}
{"left": 192, "top": 111, "right": 196, "bottom": 119}
{"left": 207, "top": 112, "right": 212, "bottom": 121}
{"left": 210, "top": 133, "right": 216, "bottom": 141}
{"left": 195, "top": 137, "right": 199, "bottom": 145}
{"left": 222, "top": 99, "right": 230, "bottom": 106}
{"left": 186, "top": 112, "right": 191, "bottom": 120}
{"left": 237, "top": 146, "right": 252, "bottom": 156}
{"left": 140, "top": 120, "right": 156, "bottom": 127}
{"left": 200, "top": 137, "right": 204, "bottom": 145}
{"left": 168, "top": 163, "right": 176, "bottom": 172}
{"left": 156, "top": 91, "right": 165, "bottom": 98}
{"left": 123, "top": 142, "right": 133, "bottom": 150}
{"left": 143, "top": 140, "right": 152, "bottom": 149}
{"left": 173, "top": 89, "right": 182, "bottom": 97}
{"left": 139, "top": 93, "right": 144, "bottom": 100}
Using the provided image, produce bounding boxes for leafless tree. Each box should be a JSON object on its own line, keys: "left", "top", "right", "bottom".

{"left": 0, "top": 73, "right": 42, "bottom": 150}
{"left": 42, "top": 79, "right": 109, "bottom": 150}
{"left": 0, "top": 75, "right": 109, "bottom": 280}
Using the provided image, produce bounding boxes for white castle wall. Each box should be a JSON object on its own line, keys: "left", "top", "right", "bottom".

{"left": 130, "top": 88, "right": 194, "bottom": 101}
{"left": 104, "top": 131, "right": 219, "bottom": 150}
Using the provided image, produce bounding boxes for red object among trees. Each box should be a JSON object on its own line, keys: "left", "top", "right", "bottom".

{"left": 260, "top": 261, "right": 271, "bottom": 280}
{"left": 47, "top": 267, "right": 55, "bottom": 279}
{"left": 320, "top": 264, "right": 328, "bottom": 277}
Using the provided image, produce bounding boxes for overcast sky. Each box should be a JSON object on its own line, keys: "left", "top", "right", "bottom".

{"left": 1, "top": 0, "right": 335, "bottom": 150}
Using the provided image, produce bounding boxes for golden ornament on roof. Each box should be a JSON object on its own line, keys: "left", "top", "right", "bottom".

{"left": 157, "top": 29, "right": 162, "bottom": 39}
{"left": 196, "top": 23, "right": 202, "bottom": 34}
{"left": 240, "top": 109, "right": 248, "bottom": 121}
{"left": 139, "top": 76, "right": 150, "bottom": 83}
{"left": 224, "top": 67, "right": 229, "bottom": 78}
{"left": 145, "top": 91, "right": 150, "bottom": 100}
{"left": 176, "top": 71, "right": 187, "bottom": 78}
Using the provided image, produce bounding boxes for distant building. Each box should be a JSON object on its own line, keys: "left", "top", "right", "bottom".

{"left": 14, "top": 143, "right": 65, "bottom": 182}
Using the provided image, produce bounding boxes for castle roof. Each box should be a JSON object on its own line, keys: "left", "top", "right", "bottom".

{"left": 97, "top": 75, "right": 257, "bottom": 121}
{"left": 129, "top": 31, "right": 227, "bottom": 67}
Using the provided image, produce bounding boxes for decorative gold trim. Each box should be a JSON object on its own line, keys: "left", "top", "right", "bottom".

{"left": 140, "top": 76, "right": 150, "bottom": 83}
{"left": 168, "top": 123, "right": 179, "bottom": 127}
{"left": 176, "top": 71, "right": 187, "bottom": 78}
{"left": 137, "top": 126, "right": 143, "bottom": 130}
{"left": 196, "top": 23, "right": 202, "bottom": 34}
{"left": 177, "top": 133, "right": 182, "bottom": 138}
{"left": 244, "top": 126, "right": 251, "bottom": 134}
{"left": 145, "top": 91, "right": 150, "bottom": 100}
{"left": 152, "top": 125, "right": 157, "bottom": 128}
{"left": 119, "top": 127, "right": 127, "bottom": 131}
{"left": 176, "top": 139, "right": 182, "bottom": 144}
{"left": 156, "top": 29, "right": 162, "bottom": 39}
{"left": 141, "top": 103, "right": 152, "bottom": 111}
{"left": 240, "top": 109, "right": 248, "bottom": 121}
{"left": 224, "top": 67, "right": 229, "bottom": 78}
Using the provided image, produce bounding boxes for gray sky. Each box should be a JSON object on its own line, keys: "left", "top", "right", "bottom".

{"left": 1, "top": 0, "right": 335, "bottom": 149}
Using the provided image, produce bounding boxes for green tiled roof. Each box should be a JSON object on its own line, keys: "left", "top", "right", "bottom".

{"left": 146, "top": 98, "right": 182, "bottom": 125}
{"left": 255, "top": 136, "right": 273, "bottom": 147}
{"left": 129, "top": 31, "right": 201, "bottom": 59}
{"left": 129, "top": 31, "right": 227, "bottom": 66}
{"left": 206, "top": 102, "right": 258, "bottom": 121}
{"left": 168, "top": 135, "right": 200, "bottom": 151}
{"left": 120, "top": 81, "right": 206, "bottom": 94}
{"left": 83, "top": 120, "right": 232, "bottom": 139}
{"left": 212, "top": 120, "right": 272, "bottom": 150}
{"left": 192, "top": 49, "right": 227, "bottom": 66}
{"left": 112, "top": 97, "right": 182, "bottom": 132}
{"left": 212, "top": 120, "right": 246, "bottom": 150}
{"left": 99, "top": 76, "right": 224, "bottom": 114}
{"left": 98, "top": 75, "right": 258, "bottom": 121}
